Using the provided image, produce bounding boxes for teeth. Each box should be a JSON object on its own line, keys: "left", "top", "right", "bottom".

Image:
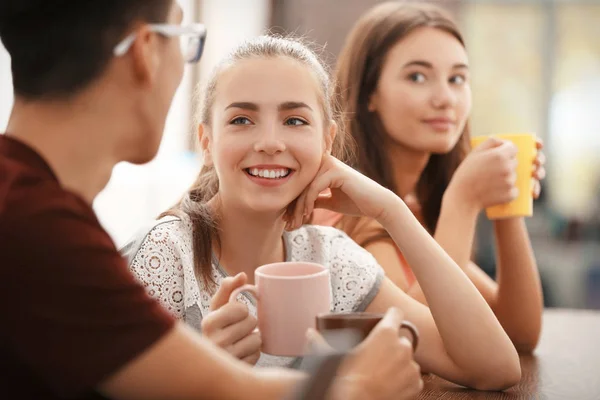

{"left": 248, "top": 168, "right": 290, "bottom": 179}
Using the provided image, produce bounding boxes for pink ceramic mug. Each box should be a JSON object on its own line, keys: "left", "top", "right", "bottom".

{"left": 229, "top": 262, "right": 331, "bottom": 357}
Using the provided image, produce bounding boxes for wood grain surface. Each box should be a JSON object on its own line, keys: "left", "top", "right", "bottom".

{"left": 419, "top": 309, "right": 600, "bottom": 400}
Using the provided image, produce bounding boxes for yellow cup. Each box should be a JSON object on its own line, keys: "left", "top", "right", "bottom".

{"left": 470, "top": 133, "right": 536, "bottom": 220}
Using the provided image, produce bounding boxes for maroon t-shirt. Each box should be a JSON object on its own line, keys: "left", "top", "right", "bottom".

{"left": 0, "top": 135, "right": 175, "bottom": 399}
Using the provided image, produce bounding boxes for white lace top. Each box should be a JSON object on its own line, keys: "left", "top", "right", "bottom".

{"left": 121, "top": 215, "right": 384, "bottom": 368}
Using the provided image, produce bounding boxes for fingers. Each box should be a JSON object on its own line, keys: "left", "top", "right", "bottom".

{"left": 494, "top": 142, "right": 518, "bottom": 201}
{"left": 508, "top": 186, "right": 520, "bottom": 203}
{"left": 340, "top": 307, "right": 423, "bottom": 400}
{"left": 303, "top": 170, "right": 340, "bottom": 218}
{"left": 491, "top": 185, "right": 519, "bottom": 205}
{"left": 209, "top": 272, "right": 248, "bottom": 311}
{"left": 533, "top": 180, "right": 541, "bottom": 199}
{"left": 305, "top": 328, "right": 335, "bottom": 354}
{"left": 534, "top": 150, "right": 546, "bottom": 166}
{"left": 535, "top": 137, "right": 544, "bottom": 150}
{"left": 292, "top": 189, "right": 309, "bottom": 230}
{"left": 504, "top": 167, "right": 518, "bottom": 190}
{"left": 473, "top": 136, "right": 504, "bottom": 151}
{"left": 366, "top": 307, "right": 416, "bottom": 359}
{"left": 284, "top": 198, "right": 298, "bottom": 231}
{"left": 202, "top": 301, "right": 252, "bottom": 336}
{"left": 531, "top": 149, "right": 545, "bottom": 199}
{"left": 495, "top": 140, "right": 518, "bottom": 159}
{"left": 376, "top": 307, "right": 404, "bottom": 331}
{"left": 401, "top": 360, "right": 424, "bottom": 399}
{"left": 227, "top": 329, "right": 262, "bottom": 360}
{"left": 393, "top": 337, "right": 417, "bottom": 379}
{"left": 242, "top": 351, "right": 261, "bottom": 366}
{"left": 288, "top": 157, "right": 334, "bottom": 230}
{"left": 533, "top": 150, "right": 546, "bottom": 181}
{"left": 313, "top": 192, "right": 336, "bottom": 212}
{"left": 361, "top": 307, "right": 405, "bottom": 347}
{"left": 291, "top": 171, "right": 336, "bottom": 230}
{"left": 398, "top": 336, "right": 414, "bottom": 354}
{"left": 206, "top": 310, "right": 258, "bottom": 346}
{"left": 533, "top": 165, "right": 546, "bottom": 181}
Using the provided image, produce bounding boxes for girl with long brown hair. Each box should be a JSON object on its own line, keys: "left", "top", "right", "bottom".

{"left": 314, "top": 2, "right": 545, "bottom": 352}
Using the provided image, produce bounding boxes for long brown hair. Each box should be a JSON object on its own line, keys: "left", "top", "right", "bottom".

{"left": 335, "top": 2, "right": 471, "bottom": 233}
{"left": 163, "top": 35, "right": 353, "bottom": 292}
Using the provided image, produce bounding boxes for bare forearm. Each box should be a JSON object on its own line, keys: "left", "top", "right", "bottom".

{"left": 250, "top": 369, "right": 309, "bottom": 400}
{"left": 493, "top": 218, "right": 543, "bottom": 352}
{"left": 435, "top": 191, "right": 479, "bottom": 271}
{"left": 378, "top": 198, "right": 519, "bottom": 380}
{"left": 407, "top": 193, "right": 496, "bottom": 306}
{"left": 417, "top": 196, "right": 543, "bottom": 351}
{"left": 437, "top": 193, "right": 499, "bottom": 299}
{"left": 101, "top": 323, "right": 304, "bottom": 400}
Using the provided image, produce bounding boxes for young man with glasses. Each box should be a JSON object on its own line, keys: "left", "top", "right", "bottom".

{"left": 0, "top": 1, "right": 422, "bottom": 399}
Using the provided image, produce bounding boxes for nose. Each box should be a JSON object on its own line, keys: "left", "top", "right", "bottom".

{"left": 430, "top": 80, "right": 457, "bottom": 109}
{"left": 253, "top": 123, "right": 286, "bottom": 155}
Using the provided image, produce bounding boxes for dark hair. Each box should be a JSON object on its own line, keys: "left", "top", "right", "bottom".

{"left": 335, "top": 2, "right": 470, "bottom": 233}
{"left": 0, "top": 0, "right": 172, "bottom": 99}
{"left": 163, "top": 35, "right": 354, "bottom": 292}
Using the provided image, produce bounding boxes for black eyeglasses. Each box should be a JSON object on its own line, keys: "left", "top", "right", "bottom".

{"left": 113, "top": 23, "right": 206, "bottom": 64}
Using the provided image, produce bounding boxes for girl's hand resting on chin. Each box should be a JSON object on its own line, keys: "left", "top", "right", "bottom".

{"left": 286, "top": 155, "right": 400, "bottom": 231}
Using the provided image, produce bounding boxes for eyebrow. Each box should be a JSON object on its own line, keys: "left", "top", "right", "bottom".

{"left": 402, "top": 60, "right": 469, "bottom": 70}
{"left": 278, "top": 101, "right": 313, "bottom": 112}
{"left": 225, "top": 101, "right": 314, "bottom": 112}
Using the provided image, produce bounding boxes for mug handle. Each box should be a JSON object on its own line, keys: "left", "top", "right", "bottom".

{"left": 400, "top": 320, "right": 419, "bottom": 352}
{"left": 229, "top": 284, "right": 259, "bottom": 304}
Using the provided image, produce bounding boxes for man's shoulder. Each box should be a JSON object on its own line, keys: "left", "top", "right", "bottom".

{"left": 0, "top": 160, "right": 104, "bottom": 261}
{"left": 0, "top": 136, "right": 62, "bottom": 216}
{"left": 0, "top": 165, "right": 90, "bottom": 228}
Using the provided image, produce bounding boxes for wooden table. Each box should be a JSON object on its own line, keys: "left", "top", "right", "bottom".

{"left": 419, "top": 309, "right": 600, "bottom": 400}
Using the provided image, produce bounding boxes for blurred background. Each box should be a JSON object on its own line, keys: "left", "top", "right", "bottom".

{"left": 1, "top": 0, "right": 599, "bottom": 309}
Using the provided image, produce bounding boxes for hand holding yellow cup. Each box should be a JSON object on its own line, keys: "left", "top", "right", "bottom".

{"left": 470, "top": 133, "right": 537, "bottom": 220}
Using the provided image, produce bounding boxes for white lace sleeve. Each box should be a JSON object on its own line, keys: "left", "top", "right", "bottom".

{"left": 123, "top": 218, "right": 188, "bottom": 319}
{"left": 286, "top": 226, "right": 385, "bottom": 313}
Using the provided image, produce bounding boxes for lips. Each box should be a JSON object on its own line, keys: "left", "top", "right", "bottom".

{"left": 242, "top": 164, "right": 297, "bottom": 188}
{"left": 245, "top": 167, "right": 292, "bottom": 179}
{"left": 422, "top": 118, "right": 455, "bottom": 132}
{"left": 423, "top": 118, "right": 455, "bottom": 124}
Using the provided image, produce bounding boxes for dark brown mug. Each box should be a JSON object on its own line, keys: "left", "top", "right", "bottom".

{"left": 316, "top": 312, "right": 419, "bottom": 351}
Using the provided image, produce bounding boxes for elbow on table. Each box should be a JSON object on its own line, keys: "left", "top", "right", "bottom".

{"left": 502, "top": 310, "right": 543, "bottom": 354}
{"left": 512, "top": 329, "right": 542, "bottom": 354}
{"left": 514, "top": 340, "right": 539, "bottom": 354}
{"left": 468, "top": 358, "right": 522, "bottom": 391}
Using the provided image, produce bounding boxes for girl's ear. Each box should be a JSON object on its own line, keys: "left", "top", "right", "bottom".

{"left": 199, "top": 124, "right": 213, "bottom": 167}
{"left": 325, "top": 120, "right": 337, "bottom": 155}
